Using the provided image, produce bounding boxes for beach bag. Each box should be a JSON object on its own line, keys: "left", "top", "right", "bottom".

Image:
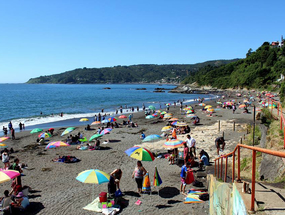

{"left": 115, "top": 189, "right": 123, "bottom": 197}
{"left": 185, "top": 171, "right": 194, "bottom": 185}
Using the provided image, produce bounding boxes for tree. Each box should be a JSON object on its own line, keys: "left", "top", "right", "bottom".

{"left": 246, "top": 48, "right": 253, "bottom": 58}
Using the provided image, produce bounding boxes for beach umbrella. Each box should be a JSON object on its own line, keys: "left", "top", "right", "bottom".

{"left": 0, "top": 170, "right": 20, "bottom": 184}
{"left": 119, "top": 115, "right": 127, "bottom": 119}
{"left": 142, "top": 134, "right": 162, "bottom": 142}
{"left": 204, "top": 105, "right": 212, "bottom": 109}
{"left": 161, "top": 111, "right": 167, "bottom": 115}
{"left": 207, "top": 108, "right": 214, "bottom": 112}
{"left": 45, "top": 141, "right": 70, "bottom": 149}
{"left": 164, "top": 114, "right": 173, "bottom": 119}
{"left": 161, "top": 126, "right": 172, "bottom": 132}
{"left": 0, "top": 137, "right": 9, "bottom": 143}
{"left": 0, "top": 143, "right": 8, "bottom": 149}
{"left": 164, "top": 139, "right": 184, "bottom": 149}
{"left": 79, "top": 137, "right": 88, "bottom": 142}
{"left": 89, "top": 134, "right": 103, "bottom": 141}
{"left": 125, "top": 146, "right": 155, "bottom": 161}
{"left": 176, "top": 122, "right": 187, "bottom": 127}
{"left": 186, "top": 110, "right": 194, "bottom": 114}
{"left": 171, "top": 121, "right": 179, "bottom": 126}
{"left": 186, "top": 114, "right": 197, "bottom": 118}
{"left": 38, "top": 132, "right": 51, "bottom": 139}
{"left": 80, "top": 118, "right": 89, "bottom": 122}
{"left": 91, "top": 121, "right": 101, "bottom": 125}
{"left": 226, "top": 102, "right": 233, "bottom": 106}
{"left": 153, "top": 166, "right": 162, "bottom": 187}
{"left": 108, "top": 117, "right": 117, "bottom": 122}
{"left": 169, "top": 118, "right": 179, "bottom": 121}
{"left": 152, "top": 113, "right": 158, "bottom": 117}
{"left": 166, "top": 103, "right": 171, "bottom": 106}
{"left": 76, "top": 169, "right": 110, "bottom": 200}
{"left": 100, "top": 128, "right": 112, "bottom": 135}
{"left": 239, "top": 104, "right": 246, "bottom": 109}
{"left": 216, "top": 101, "right": 222, "bottom": 104}
{"left": 146, "top": 115, "right": 154, "bottom": 119}
{"left": 149, "top": 105, "right": 156, "bottom": 110}
{"left": 199, "top": 103, "right": 206, "bottom": 106}
{"left": 101, "top": 119, "right": 109, "bottom": 123}
{"left": 48, "top": 128, "right": 54, "bottom": 132}
{"left": 142, "top": 172, "right": 151, "bottom": 192}
{"left": 61, "top": 127, "right": 75, "bottom": 136}
{"left": 30, "top": 128, "right": 43, "bottom": 134}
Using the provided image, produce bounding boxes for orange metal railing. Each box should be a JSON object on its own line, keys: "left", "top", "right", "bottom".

{"left": 213, "top": 96, "right": 285, "bottom": 212}
{"left": 214, "top": 144, "right": 285, "bottom": 213}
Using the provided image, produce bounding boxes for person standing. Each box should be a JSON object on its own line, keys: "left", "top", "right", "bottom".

{"left": 180, "top": 162, "right": 191, "bottom": 194}
{"left": 2, "top": 149, "right": 10, "bottom": 169}
{"left": 183, "top": 143, "right": 189, "bottom": 165}
{"left": 215, "top": 137, "right": 225, "bottom": 155}
{"left": 11, "top": 128, "right": 15, "bottom": 140}
{"left": 132, "top": 161, "right": 147, "bottom": 194}
{"left": 8, "top": 122, "right": 12, "bottom": 132}
{"left": 129, "top": 114, "right": 133, "bottom": 122}
{"left": 185, "top": 134, "right": 196, "bottom": 158}
{"left": 19, "top": 122, "right": 22, "bottom": 131}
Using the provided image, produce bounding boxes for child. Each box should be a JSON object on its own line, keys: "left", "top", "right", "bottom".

{"left": 180, "top": 162, "right": 191, "bottom": 194}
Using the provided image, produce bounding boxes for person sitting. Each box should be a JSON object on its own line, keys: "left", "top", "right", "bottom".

{"left": 38, "top": 138, "right": 44, "bottom": 145}
{"left": 95, "top": 139, "right": 100, "bottom": 150}
{"left": 0, "top": 190, "right": 11, "bottom": 209}
{"left": 199, "top": 151, "right": 210, "bottom": 170}
{"left": 140, "top": 132, "right": 145, "bottom": 140}
{"left": 243, "top": 108, "right": 249, "bottom": 114}
{"left": 193, "top": 116, "right": 200, "bottom": 125}
{"left": 8, "top": 192, "right": 29, "bottom": 214}
{"left": 85, "top": 124, "right": 91, "bottom": 130}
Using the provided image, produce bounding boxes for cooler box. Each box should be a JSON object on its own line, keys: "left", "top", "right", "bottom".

{"left": 99, "top": 192, "right": 107, "bottom": 203}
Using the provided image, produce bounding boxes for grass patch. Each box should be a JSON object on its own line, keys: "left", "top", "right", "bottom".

{"left": 261, "top": 108, "right": 273, "bottom": 126}
{"left": 244, "top": 124, "right": 261, "bottom": 146}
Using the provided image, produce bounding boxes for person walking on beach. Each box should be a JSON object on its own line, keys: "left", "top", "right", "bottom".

{"left": 3, "top": 126, "right": 8, "bottom": 136}
{"left": 185, "top": 134, "right": 196, "bottom": 158}
{"left": 128, "top": 114, "right": 133, "bottom": 122}
{"left": 19, "top": 122, "right": 22, "bottom": 131}
{"left": 2, "top": 149, "right": 10, "bottom": 169}
{"left": 132, "top": 161, "right": 147, "bottom": 194}
{"left": 8, "top": 122, "right": 12, "bottom": 132}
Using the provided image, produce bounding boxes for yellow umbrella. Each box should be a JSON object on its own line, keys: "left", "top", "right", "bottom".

{"left": 80, "top": 118, "right": 89, "bottom": 122}
{"left": 207, "top": 108, "right": 214, "bottom": 112}
{"left": 161, "top": 126, "right": 172, "bottom": 131}
{"left": 91, "top": 121, "right": 101, "bottom": 125}
{"left": 169, "top": 118, "right": 179, "bottom": 121}
{"left": 205, "top": 105, "right": 212, "bottom": 109}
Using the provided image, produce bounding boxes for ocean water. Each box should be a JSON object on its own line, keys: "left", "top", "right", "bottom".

{"left": 0, "top": 84, "right": 217, "bottom": 133}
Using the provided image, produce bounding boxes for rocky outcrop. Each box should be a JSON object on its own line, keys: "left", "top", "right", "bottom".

{"left": 169, "top": 84, "right": 222, "bottom": 94}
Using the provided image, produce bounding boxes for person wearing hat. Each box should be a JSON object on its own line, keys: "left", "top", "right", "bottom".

{"left": 9, "top": 191, "right": 29, "bottom": 213}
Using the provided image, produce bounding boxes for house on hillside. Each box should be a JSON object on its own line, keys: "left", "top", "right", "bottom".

{"left": 271, "top": 35, "right": 284, "bottom": 48}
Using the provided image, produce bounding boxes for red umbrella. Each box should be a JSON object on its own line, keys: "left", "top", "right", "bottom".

{"left": 119, "top": 115, "right": 127, "bottom": 119}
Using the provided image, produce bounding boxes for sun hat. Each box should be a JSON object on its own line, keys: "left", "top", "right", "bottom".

{"left": 16, "top": 192, "right": 23, "bottom": 198}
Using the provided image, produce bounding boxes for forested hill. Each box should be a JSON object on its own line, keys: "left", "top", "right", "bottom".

{"left": 26, "top": 60, "right": 237, "bottom": 84}
{"left": 182, "top": 42, "right": 285, "bottom": 89}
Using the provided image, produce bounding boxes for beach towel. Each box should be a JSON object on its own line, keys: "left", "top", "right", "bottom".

{"left": 83, "top": 197, "right": 102, "bottom": 212}
{"left": 184, "top": 189, "right": 207, "bottom": 204}
{"left": 142, "top": 173, "right": 151, "bottom": 192}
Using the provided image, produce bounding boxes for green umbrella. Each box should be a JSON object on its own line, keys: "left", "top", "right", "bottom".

{"left": 30, "top": 128, "right": 43, "bottom": 134}
{"left": 89, "top": 134, "right": 103, "bottom": 141}
{"left": 149, "top": 105, "right": 156, "bottom": 110}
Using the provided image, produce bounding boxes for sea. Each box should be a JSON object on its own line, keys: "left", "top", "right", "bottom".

{"left": 0, "top": 84, "right": 219, "bottom": 135}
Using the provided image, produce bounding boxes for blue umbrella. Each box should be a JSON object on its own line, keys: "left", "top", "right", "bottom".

{"left": 143, "top": 134, "right": 162, "bottom": 142}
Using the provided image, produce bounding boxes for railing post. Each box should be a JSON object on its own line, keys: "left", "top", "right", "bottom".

{"left": 278, "top": 103, "right": 279, "bottom": 116}
{"left": 214, "top": 160, "right": 216, "bottom": 176}
{"left": 250, "top": 150, "right": 256, "bottom": 213}
{"left": 218, "top": 120, "right": 220, "bottom": 132}
{"left": 281, "top": 115, "right": 283, "bottom": 130}
{"left": 224, "top": 156, "right": 228, "bottom": 182}
{"left": 237, "top": 146, "right": 241, "bottom": 182}
{"left": 220, "top": 157, "right": 223, "bottom": 179}
{"left": 232, "top": 152, "right": 235, "bottom": 183}
{"left": 217, "top": 159, "right": 220, "bottom": 179}
{"left": 284, "top": 127, "right": 285, "bottom": 149}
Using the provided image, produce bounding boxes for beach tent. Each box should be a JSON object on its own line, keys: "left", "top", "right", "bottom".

{"left": 153, "top": 166, "right": 162, "bottom": 187}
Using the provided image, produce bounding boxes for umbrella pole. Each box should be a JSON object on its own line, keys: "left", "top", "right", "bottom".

{"left": 92, "top": 184, "right": 95, "bottom": 201}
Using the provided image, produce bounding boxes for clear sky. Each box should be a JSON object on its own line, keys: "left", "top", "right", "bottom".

{"left": 0, "top": 0, "right": 284, "bottom": 83}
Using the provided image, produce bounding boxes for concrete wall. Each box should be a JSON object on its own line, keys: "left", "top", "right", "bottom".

{"left": 208, "top": 175, "right": 247, "bottom": 215}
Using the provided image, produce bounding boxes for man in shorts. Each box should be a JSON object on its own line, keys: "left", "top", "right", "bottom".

{"left": 180, "top": 162, "right": 191, "bottom": 194}
{"left": 185, "top": 134, "right": 196, "bottom": 158}
{"left": 215, "top": 137, "right": 225, "bottom": 155}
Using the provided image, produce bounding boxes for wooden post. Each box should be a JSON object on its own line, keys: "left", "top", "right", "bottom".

{"left": 217, "top": 159, "right": 220, "bottom": 179}
{"left": 223, "top": 131, "right": 224, "bottom": 139}
{"left": 233, "top": 121, "right": 235, "bottom": 131}
{"left": 214, "top": 160, "right": 216, "bottom": 176}
{"left": 240, "top": 137, "right": 242, "bottom": 145}
{"left": 253, "top": 105, "right": 256, "bottom": 147}
{"left": 218, "top": 120, "right": 220, "bottom": 132}
{"left": 250, "top": 150, "right": 256, "bottom": 213}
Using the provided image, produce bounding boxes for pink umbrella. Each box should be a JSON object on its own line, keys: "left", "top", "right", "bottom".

{"left": 0, "top": 170, "right": 20, "bottom": 183}
{"left": 100, "top": 128, "right": 112, "bottom": 135}
{"left": 119, "top": 115, "right": 127, "bottom": 119}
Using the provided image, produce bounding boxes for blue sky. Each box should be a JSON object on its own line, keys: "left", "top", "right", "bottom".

{"left": 0, "top": 0, "right": 284, "bottom": 83}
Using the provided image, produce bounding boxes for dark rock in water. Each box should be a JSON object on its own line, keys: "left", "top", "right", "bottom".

{"left": 136, "top": 88, "right": 146, "bottom": 90}
{"left": 103, "top": 87, "right": 111, "bottom": 89}
{"left": 155, "top": 88, "right": 173, "bottom": 91}
{"left": 153, "top": 90, "right": 165, "bottom": 93}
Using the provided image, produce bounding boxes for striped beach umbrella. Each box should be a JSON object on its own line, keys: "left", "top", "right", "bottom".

{"left": 176, "top": 122, "right": 187, "bottom": 127}
{"left": 153, "top": 166, "right": 162, "bottom": 187}
{"left": 61, "top": 127, "right": 75, "bottom": 136}
{"left": 108, "top": 117, "right": 117, "bottom": 122}
{"left": 199, "top": 103, "right": 206, "bottom": 106}
{"left": 0, "top": 170, "right": 21, "bottom": 184}
{"left": 76, "top": 169, "right": 110, "bottom": 184}
{"left": 169, "top": 118, "right": 179, "bottom": 121}
{"left": 38, "top": 132, "right": 52, "bottom": 139}
{"left": 89, "top": 134, "right": 103, "bottom": 141}
{"left": 100, "top": 128, "right": 112, "bottom": 135}
{"left": 163, "top": 139, "right": 184, "bottom": 149}
{"left": 125, "top": 146, "right": 155, "bottom": 161}
{"left": 161, "top": 126, "right": 172, "bottom": 132}
{"left": 91, "top": 121, "right": 101, "bottom": 125}
{"left": 45, "top": 141, "right": 70, "bottom": 149}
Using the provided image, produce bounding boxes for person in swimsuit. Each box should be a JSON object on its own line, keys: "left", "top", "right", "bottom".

{"left": 132, "top": 161, "right": 147, "bottom": 194}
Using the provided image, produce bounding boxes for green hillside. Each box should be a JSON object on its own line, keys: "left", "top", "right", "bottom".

{"left": 26, "top": 60, "right": 237, "bottom": 84}
{"left": 182, "top": 42, "right": 285, "bottom": 90}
